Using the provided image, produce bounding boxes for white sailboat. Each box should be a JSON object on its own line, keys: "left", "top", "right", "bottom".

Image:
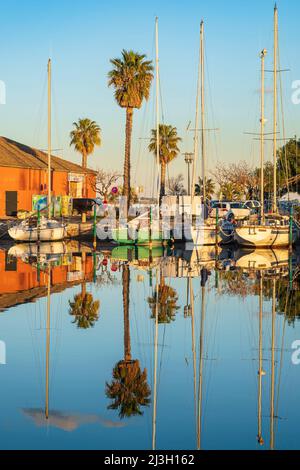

{"left": 9, "top": 59, "right": 65, "bottom": 242}
{"left": 235, "top": 6, "right": 296, "bottom": 248}
{"left": 188, "top": 21, "right": 233, "bottom": 246}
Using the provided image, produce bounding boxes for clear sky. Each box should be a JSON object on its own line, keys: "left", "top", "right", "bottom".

{"left": 1, "top": 0, "right": 300, "bottom": 194}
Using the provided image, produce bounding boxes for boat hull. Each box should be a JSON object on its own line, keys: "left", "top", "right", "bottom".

{"left": 187, "top": 222, "right": 233, "bottom": 246}
{"left": 8, "top": 226, "right": 65, "bottom": 242}
{"left": 110, "top": 227, "right": 163, "bottom": 247}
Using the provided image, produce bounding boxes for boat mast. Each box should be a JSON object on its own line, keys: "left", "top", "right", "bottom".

{"left": 200, "top": 21, "right": 206, "bottom": 205}
{"left": 45, "top": 265, "right": 51, "bottom": 420}
{"left": 273, "top": 5, "right": 278, "bottom": 213}
{"left": 192, "top": 23, "right": 202, "bottom": 201}
{"left": 47, "top": 59, "right": 52, "bottom": 220}
{"left": 155, "top": 18, "right": 160, "bottom": 205}
{"left": 260, "top": 50, "right": 267, "bottom": 220}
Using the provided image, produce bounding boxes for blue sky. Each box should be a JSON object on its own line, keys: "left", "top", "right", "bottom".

{"left": 1, "top": 0, "right": 300, "bottom": 194}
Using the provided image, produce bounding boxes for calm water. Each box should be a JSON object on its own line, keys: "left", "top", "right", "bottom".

{"left": 0, "top": 242, "right": 299, "bottom": 450}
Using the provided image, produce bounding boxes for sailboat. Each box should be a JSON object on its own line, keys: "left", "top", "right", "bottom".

{"left": 187, "top": 21, "right": 233, "bottom": 246}
{"left": 9, "top": 59, "right": 65, "bottom": 242}
{"left": 235, "top": 6, "right": 296, "bottom": 248}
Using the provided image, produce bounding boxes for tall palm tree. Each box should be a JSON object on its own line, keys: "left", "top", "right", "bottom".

{"left": 108, "top": 50, "right": 154, "bottom": 208}
{"left": 149, "top": 124, "right": 182, "bottom": 201}
{"left": 195, "top": 177, "right": 215, "bottom": 202}
{"left": 69, "top": 283, "right": 100, "bottom": 329}
{"left": 70, "top": 118, "right": 101, "bottom": 170}
{"left": 106, "top": 264, "right": 151, "bottom": 419}
{"left": 148, "top": 271, "right": 180, "bottom": 324}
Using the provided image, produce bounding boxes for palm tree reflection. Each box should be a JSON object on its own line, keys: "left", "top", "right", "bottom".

{"left": 69, "top": 281, "right": 100, "bottom": 329}
{"left": 106, "top": 264, "right": 151, "bottom": 419}
{"left": 148, "top": 270, "right": 180, "bottom": 324}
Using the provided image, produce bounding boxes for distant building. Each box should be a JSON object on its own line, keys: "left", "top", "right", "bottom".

{"left": 0, "top": 137, "right": 96, "bottom": 217}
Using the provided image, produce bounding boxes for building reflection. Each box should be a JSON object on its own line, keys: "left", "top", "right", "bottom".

{"left": 0, "top": 242, "right": 95, "bottom": 311}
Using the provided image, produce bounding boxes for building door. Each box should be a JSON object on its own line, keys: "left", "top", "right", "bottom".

{"left": 70, "top": 181, "right": 83, "bottom": 198}
{"left": 5, "top": 191, "right": 18, "bottom": 216}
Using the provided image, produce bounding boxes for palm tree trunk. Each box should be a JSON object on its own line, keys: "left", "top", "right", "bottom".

{"left": 82, "top": 149, "right": 87, "bottom": 169}
{"left": 160, "top": 161, "right": 166, "bottom": 202}
{"left": 81, "top": 253, "right": 87, "bottom": 298}
{"left": 81, "top": 150, "right": 88, "bottom": 214}
{"left": 81, "top": 281, "right": 86, "bottom": 300}
{"left": 124, "top": 107, "right": 133, "bottom": 210}
{"left": 122, "top": 264, "right": 131, "bottom": 362}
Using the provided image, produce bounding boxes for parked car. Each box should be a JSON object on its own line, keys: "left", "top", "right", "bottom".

{"left": 210, "top": 201, "right": 251, "bottom": 220}
{"left": 244, "top": 200, "right": 261, "bottom": 212}
{"left": 226, "top": 202, "right": 251, "bottom": 220}
{"left": 210, "top": 201, "right": 230, "bottom": 219}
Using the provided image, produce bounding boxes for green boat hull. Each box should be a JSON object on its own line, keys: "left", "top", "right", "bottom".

{"left": 112, "top": 228, "right": 163, "bottom": 247}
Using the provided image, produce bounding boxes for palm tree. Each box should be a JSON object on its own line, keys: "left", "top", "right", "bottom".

{"left": 108, "top": 50, "right": 154, "bottom": 208}
{"left": 195, "top": 177, "right": 215, "bottom": 202}
{"left": 106, "top": 264, "right": 151, "bottom": 419}
{"left": 70, "top": 118, "right": 101, "bottom": 170}
{"left": 69, "top": 283, "right": 100, "bottom": 329}
{"left": 149, "top": 124, "right": 182, "bottom": 201}
{"left": 219, "top": 182, "right": 242, "bottom": 201}
{"left": 148, "top": 271, "right": 180, "bottom": 324}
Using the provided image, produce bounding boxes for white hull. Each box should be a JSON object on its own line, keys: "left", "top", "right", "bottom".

{"left": 188, "top": 221, "right": 233, "bottom": 246}
{"left": 9, "top": 220, "right": 65, "bottom": 242}
{"left": 234, "top": 224, "right": 293, "bottom": 248}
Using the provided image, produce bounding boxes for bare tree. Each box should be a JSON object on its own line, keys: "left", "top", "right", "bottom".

{"left": 93, "top": 169, "right": 122, "bottom": 200}
{"left": 167, "top": 174, "right": 187, "bottom": 196}
{"left": 211, "top": 161, "right": 259, "bottom": 200}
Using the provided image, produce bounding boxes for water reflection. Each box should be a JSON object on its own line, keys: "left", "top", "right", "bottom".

{"left": 106, "top": 263, "right": 151, "bottom": 419}
{"left": 0, "top": 241, "right": 299, "bottom": 449}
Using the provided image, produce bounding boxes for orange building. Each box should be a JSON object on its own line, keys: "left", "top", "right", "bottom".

{"left": 0, "top": 137, "right": 96, "bottom": 217}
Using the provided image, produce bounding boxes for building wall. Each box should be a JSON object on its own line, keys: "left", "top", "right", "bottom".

{"left": 0, "top": 167, "right": 96, "bottom": 217}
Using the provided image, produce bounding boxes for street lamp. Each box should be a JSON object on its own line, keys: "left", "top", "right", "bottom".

{"left": 184, "top": 153, "right": 194, "bottom": 196}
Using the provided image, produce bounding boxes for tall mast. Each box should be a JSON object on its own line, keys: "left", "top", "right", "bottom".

{"left": 47, "top": 59, "right": 52, "bottom": 220}
{"left": 260, "top": 49, "right": 267, "bottom": 220}
{"left": 192, "top": 23, "right": 202, "bottom": 200}
{"left": 45, "top": 265, "right": 51, "bottom": 420}
{"left": 273, "top": 5, "right": 278, "bottom": 213}
{"left": 155, "top": 18, "right": 160, "bottom": 205}
{"left": 200, "top": 21, "right": 206, "bottom": 205}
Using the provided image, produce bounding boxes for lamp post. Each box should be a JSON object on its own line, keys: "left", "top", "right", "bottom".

{"left": 184, "top": 153, "right": 194, "bottom": 196}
